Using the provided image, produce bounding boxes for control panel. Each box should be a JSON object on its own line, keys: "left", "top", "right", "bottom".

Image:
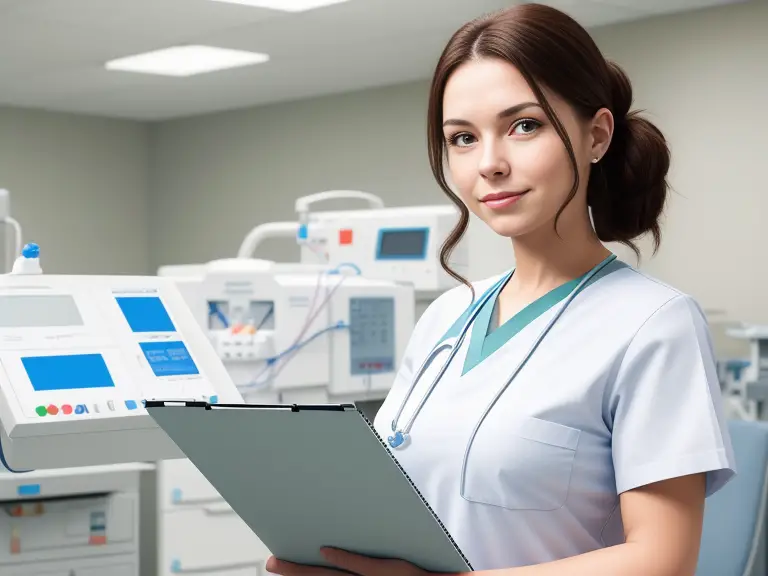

{"left": 0, "top": 274, "right": 241, "bottom": 472}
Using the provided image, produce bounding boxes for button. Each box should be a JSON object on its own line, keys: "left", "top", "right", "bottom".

{"left": 339, "top": 229, "right": 353, "bottom": 245}
{"left": 92, "top": 404, "right": 101, "bottom": 414}
{"left": 47, "top": 404, "right": 59, "bottom": 416}
{"left": 62, "top": 404, "right": 73, "bottom": 415}
{"left": 209, "top": 395, "right": 219, "bottom": 404}
{"left": 35, "top": 406, "right": 47, "bottom": 417}
{"left": 75, "top": 404, "right": 88, "bottom": 415}
{"left": 125, "top": 400, "right": 137, "bottom": 410}
{"left": 107, "top": 401, "right": 115, "bottom": 411}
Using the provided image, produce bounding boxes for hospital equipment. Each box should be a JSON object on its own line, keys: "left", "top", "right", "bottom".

{"left": 0, "top": 189, "right": 23, "bottom": 274}
{"left": 155, "top": 257, "right": 414, "bottom": 575}
{"left": 0, "top": 463, "right": 152, "bottom": 576}
{"left": 0, "top": 243, "right": 242, "bottom": 472}
{"left": 697, "top": 419, "right": 768, "bottom": 576}
{"left": 0, "top": 238, "right": 242, "bottom": 576}
{"left": 235, "top": 190, "right": 516, "bottom": 298}
{"left": 723, "top": 325, "right": 768, "bottom": 421}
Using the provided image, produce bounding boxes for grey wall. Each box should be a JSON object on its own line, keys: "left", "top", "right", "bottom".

{"left": 148, "top": 80, "right": 441, "bottom": 269}
{"left": 0, "top": 107, "right": 150, "bottom": 274}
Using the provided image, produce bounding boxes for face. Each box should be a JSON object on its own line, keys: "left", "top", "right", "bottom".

{"left": 441, "top": 58, "right": 609, "bottom": 240}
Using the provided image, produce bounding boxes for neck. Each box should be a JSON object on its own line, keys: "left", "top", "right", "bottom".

{"left": 508, "top": 224, "right": 611, "bottom": 294}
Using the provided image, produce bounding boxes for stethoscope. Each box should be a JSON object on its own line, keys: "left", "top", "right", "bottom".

{"left": 387, "top": 254, "right": 618, "bottom": 451}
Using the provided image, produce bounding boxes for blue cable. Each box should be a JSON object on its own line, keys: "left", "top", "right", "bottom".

{"left": 208, "top": 302, "right": 229, "bottom": 328}
{"left": 239, "top": 322, "right": 349, "bottom": 389}
{"left": 265, "top": 321, "right": 349, "bottom": 365}
{"left": 0, "top": 439, "right": 33, "bottom": 474}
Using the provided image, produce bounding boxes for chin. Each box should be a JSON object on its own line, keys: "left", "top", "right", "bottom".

{"left": 477, "top": 211, "right": 535, "bottom": 239}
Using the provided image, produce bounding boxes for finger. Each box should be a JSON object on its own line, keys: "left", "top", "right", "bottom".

{"left": 321, "top": 547, "right": 390, "bottom": 575}
{"left": 265, "top": 554, "right": 341, "bottom": 575}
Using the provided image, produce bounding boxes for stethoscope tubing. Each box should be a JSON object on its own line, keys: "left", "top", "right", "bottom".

{"left": 458, "top": 255, "right": 617, "bottom": 494}
{"left": 390, "top": 255, "right": 617, "bottom": 453}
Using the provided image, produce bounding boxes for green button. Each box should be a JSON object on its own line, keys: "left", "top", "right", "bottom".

{"left": 35, "top": 406, "right": 47, "bottom": 417}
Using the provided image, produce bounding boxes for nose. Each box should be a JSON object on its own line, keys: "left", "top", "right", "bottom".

{"left": 478, "top": 141, "right": 510, "bottom": 180}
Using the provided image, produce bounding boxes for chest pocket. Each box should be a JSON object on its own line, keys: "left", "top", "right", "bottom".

{"left": 461, "top": 414, "right": 581, "bottom": 511}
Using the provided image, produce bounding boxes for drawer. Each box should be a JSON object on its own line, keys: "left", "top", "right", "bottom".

{"left": 159, "top": 458, "right": 224, "bottom": 511}
{"left": 160, "top": 506, "right": 270, "bottom": 576}
{"left": 0, "top": 493, "right": 137, "bottom": 565}
{"left": 5, "top": 555, "right": 135, "bottom": 576}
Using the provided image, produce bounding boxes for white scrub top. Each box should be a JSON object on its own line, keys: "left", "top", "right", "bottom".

{"left": 373, "top": 257, "right": 736, "bottom": 571}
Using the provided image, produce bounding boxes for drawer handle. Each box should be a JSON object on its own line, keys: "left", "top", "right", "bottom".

{"left": 203, "top": 503, "right": 236, "bottom": 516}
{"left": 172, "top": 488, "right": 226, "bottom": 507}
{"left": 171, "top": 559, "right": 261, "bottom": 574}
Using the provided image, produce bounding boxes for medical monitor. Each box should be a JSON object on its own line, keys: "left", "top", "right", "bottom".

{"left": 0, "top": 274, "right": 241, "bottom": 472}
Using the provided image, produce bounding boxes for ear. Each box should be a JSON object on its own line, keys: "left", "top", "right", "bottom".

{"left": 590, "top": 108, "right": 614, "bottom": 162}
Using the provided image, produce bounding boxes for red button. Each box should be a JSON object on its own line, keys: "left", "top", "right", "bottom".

{"left": 62, "top": 404, "right": 73, "bottom": 415}
{"left": 339, "top": 229, "right": 353, "bottom": 245}
{"left": 47, "top": 404, "right": 59, "bottom": 416}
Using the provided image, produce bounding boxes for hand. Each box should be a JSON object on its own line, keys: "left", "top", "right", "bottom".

{"left": 265, "top": 547, "right": 431, "bottom": 575}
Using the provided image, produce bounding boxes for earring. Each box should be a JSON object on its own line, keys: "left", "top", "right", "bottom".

{"left": 591, "top": 156, "right": 600, "bottom": 164}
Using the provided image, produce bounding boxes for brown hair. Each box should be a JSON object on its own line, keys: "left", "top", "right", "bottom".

{"left": 427, "top": 4, "right": 670, "bottom": 287}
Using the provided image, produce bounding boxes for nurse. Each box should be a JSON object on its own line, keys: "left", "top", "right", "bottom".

{"left": 266, "top": 3, "right": 735, "bottom": 575}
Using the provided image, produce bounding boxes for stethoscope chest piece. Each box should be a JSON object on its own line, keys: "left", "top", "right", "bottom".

{"left": 388, "top": 430, "right": 410, "bottom": 449}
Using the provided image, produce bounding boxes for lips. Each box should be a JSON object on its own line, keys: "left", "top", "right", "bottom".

{"left": 480, "top": 190, "right": 529, "bottom": 203}
{"left": 478, "top": 190, "right": 529, "bottom": 210}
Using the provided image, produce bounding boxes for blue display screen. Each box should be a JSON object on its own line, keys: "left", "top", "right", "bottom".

{"left": 116, "top": 296, "right": 176, "bottom": 333}
{"left": 375, "top": 228, "right": 429, "bottom": 260}
{"left": 22, "top": 354, "right": 116, "bottom": 392}
{"left": 140, "top": 341, "right": 199, "bottom": 377}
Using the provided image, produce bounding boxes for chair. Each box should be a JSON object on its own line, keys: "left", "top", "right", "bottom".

{"left": 697, "top": 419, "right": 768, "bottom": 576}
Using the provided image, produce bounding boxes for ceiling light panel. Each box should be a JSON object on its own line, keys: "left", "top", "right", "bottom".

{"left": 209, "top": 0, "right": 351, "bottom": 12}
{"left": 105, "top": 45, "right": 269, "bottom": 77}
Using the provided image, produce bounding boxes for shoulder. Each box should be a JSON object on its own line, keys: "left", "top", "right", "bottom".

{"left": 587, "top": 262, "right": 709, "bottom": 337}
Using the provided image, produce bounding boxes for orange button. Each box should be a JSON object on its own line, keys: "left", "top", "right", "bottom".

{"left": 47, "top": 404, "right": 59, "bottom": 416}
{"left": 339, "top": 229, "right": 353, "bottom": 245}
{"left": 62, "top": 404, "right": 73, "bottom": 415}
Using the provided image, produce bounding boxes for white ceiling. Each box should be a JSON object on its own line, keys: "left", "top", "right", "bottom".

{"left": 0, "top": 0, "right": 746, "bottom": 121}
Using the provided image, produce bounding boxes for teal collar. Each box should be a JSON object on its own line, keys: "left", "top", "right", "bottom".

{"left": 461, "top": 254, "right": 622, "bottom": 375}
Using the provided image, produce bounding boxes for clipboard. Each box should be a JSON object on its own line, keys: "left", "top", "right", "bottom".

{"left": 145, "top": 400, "right": 473, "bottom": 573}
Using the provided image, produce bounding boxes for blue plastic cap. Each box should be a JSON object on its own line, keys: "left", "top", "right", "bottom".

{"left": 297, "top": 224, "right": 308, "bottom": 240}
{"left": 22, "top": 243, "right": 39, "bottom": 259}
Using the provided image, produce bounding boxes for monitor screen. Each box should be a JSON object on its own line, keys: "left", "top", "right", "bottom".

{"left": 140, "top": 341, "right": 199, "bottom": 377}
{"left": 0, "top": 295, "right": 83, "bottom": 328}
{"left": 376, "top": 228, "right": 428, "bottom": 259}
{"left": 116, "top": 296, "right": 176, "bottom": 333}
{"left": 22, "top": 354, "right": 115, "bottom": 392}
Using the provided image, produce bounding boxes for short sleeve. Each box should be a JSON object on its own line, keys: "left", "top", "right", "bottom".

{"left": 609, "top": 294, "right": 736, "bottom": 497}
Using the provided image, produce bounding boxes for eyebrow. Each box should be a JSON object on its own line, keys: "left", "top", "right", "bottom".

{"left": 442, "top": 102, "right": 541, "bottom": 128}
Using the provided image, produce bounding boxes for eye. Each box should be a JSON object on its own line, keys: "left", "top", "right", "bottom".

{"left": 511, "top": 119, "right": 542, "bottom": 136}
{"left": 448, "top": 132, "right": 477, "bottom": 148}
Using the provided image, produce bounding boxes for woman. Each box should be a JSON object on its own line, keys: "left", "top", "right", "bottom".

{"left": 266, "top": 4, "right": 735, "bottom": 575}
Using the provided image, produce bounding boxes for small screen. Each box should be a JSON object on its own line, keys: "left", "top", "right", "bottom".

{"left": 0, "top": 295, "right": 83, "bottom": 328}
{"left": 22, "top": 354, "right": 115, "bottom": 392}
{"left": 349, "top": 297, "right": 395, "bottom": 376}
{"left": 140, "top": 341, "right": 199, "bottom": 377}
{"left": 377, "top": 229, "right": 428, "bottom": 259}
{"left": 116, "top": 296, "right": 176, "bottom": 333}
